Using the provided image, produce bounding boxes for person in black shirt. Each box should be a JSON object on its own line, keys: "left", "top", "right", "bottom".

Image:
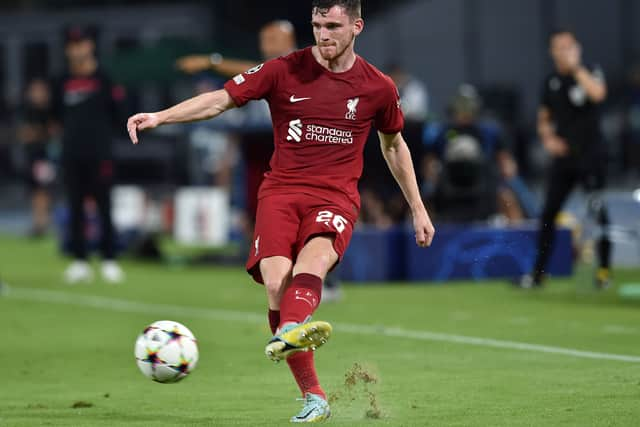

{"left": 52, "top": 26, "right": 125, "bottom": 284}
{"left": 519, "top": 30, "right": 611, "bottom": 289}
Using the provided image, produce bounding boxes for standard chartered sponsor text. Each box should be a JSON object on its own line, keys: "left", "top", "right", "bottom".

{"left": 305, "top": 124, "right": 353, "bottom": 144}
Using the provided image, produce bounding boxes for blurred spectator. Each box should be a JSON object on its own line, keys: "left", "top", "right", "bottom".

{"left": 186, "top": 76, "right": 236, "bottom": 188}
{"left": 177, "top": 20, "right": 297, "bottom": 76}
{"left": 422, "top": 84, "right": 537, "bottom": 224}
{"left": 359, "top": 188, "right": 394, "bottom": 229}
{"left": 358, "top": 64, "right": 428, "bottom": 228}
{"left": 387, "top": 62, "right": 429, "bottom": 122}
{"left": 16, "top": 78, "right": 55, "bottom": 237}
{"left": 51, "top": 26, "right": 127, "bottom": 284}
{"left": 518, "top": 30, "right": 610, "bottom": 289}
{"left": 622, "top": 64, "right": 640, "bottom": 175}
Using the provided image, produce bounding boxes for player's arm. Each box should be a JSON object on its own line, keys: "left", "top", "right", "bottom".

{"left": 126, "top": 88, "right": 236, "bottom": 144}
{"left": 176, "top": 54, "right": 259, "bottom": 78}
{"left": 573, "top": 66, "right": 607, "bottom": 103}
{"left": 379, "top": 131, "right": 435, "bottom": 247}
{"left": 537, "top": 106, "right": 568, "bottom": 157}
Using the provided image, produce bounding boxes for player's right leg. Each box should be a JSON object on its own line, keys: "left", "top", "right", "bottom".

{"left": 63, "top": 161, "right": 93, "bottom": 284}
{"left": 517, "top": 160, "right": 576, "bottom": 288}
{"left": 585, "top": 191, "right": 612, "bottom": 289}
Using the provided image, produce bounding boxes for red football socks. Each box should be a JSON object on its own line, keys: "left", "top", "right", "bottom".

{"left": 277, "top": 273, "right": 325, "bottom": 399}
{"left": 269, "top": 307, "right": 324, "bottom": 398}
{"left": 279, "top": 273, "right": 323, "bottom": 326}
{"left": 287, "top": 351, "right": 326, "bottom": 399}
{"left": 268, "top": 309, "right": 280, "bottom": 335}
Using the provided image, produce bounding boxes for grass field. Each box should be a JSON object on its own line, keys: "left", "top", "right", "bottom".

{"left": 1, "top": 235, "right": 639, "bottom": 426}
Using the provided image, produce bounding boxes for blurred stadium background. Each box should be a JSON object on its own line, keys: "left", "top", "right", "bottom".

{"left": 0, "top": 1, "right": 639, "bottom": 426}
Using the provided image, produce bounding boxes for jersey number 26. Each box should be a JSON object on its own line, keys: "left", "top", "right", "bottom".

{"left": 315, "top": 211, "right": 347, "bottom": 234}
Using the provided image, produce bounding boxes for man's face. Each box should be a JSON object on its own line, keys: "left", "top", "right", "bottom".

{"left": 27, "top": 80, "right": 50, "bottom": 108}
{"left": 312, "top": 6, "right": 363, "bottom": 61}
{"left": 65, "top": 39, "right": 95, "bottom": 67}
{"left": 259, "top": 25, "right": 295, "bottom": 60}
{"left": 550, "top": 33, "right": 580, "bottom": 72}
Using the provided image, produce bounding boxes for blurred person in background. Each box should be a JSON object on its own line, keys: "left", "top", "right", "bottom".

{"left": 178, "top": 20, "right": 344, "bottom": 302}
{"left": 177, "top": 20, "right": 297, "bottom": 77}
{"left": 52, "top": 26, "right": 127, "bottom": 285}
{"left": 518, "top": 30, "right": 611, "bottom": 289}
{"left": 186, "top": 76, "right": 235, "bottom": 188}
{"left": 127, "top": 0, "right": 434, "bottom": 421}
{"left": 17, "top": 78, "right": 55, "bottom": 237}
{"left": 387, "top": 62, "right": 429, "bottom": 123}
{"left": 422, "top": 84, "right": 537, "bottom": 224}
{"left": 358, "top": 63, "right": 429, "bottom": 228}
{"left": 622, "top": 64, "right": 640, "bottom": 175}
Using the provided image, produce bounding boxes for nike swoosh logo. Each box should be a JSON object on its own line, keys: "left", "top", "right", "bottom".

{"left": 290, "top": 95, "right": 311, "bottom": 103}
{"left": 296, "top": 408, "right": 315, "bottom": 419}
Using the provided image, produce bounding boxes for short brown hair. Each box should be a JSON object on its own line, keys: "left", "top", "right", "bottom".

{"left": 549, "top": 29, "right": 577, "bottom": 45}
{"left": 312, "top": 0, "right": 362, "bottom": 20}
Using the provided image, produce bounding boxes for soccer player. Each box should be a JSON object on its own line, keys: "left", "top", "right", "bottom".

{"left": 518, "top": 30, "right": 611, "bottom": 289}
{"left": 178, "top": 19, "right": 344, "bottom": 303}
{"left": 127, "top": 0, "right": 434, "bottom": 422}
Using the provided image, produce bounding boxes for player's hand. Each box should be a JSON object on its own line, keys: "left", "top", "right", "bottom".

{"left": 126, "top": 112, "right": 160, "bottom": 144}
{"left": 543, "top": 136, "right": 569, "bottom": 157}
{"left": 176, "top": 55, "right": 212, "bottom": 74}
{"left": 412, "top": 207, "right": 435, "bottom": 248}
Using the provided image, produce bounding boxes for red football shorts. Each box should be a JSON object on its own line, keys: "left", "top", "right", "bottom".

{"left": 246, "top": 192, "right": 356, "bottom": 284}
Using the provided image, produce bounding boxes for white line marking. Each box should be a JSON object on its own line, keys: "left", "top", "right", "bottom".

{"left": 5, "top": 287, "right": 640, "bottom": 363}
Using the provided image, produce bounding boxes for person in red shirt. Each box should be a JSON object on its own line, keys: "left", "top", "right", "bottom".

{"left": 127, "top": 0, "right": 434, "bottom": 422}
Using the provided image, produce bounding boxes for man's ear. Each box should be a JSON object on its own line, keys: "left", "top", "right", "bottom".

{"left": 353, "top": 18, "right": 364, "bottom": 37}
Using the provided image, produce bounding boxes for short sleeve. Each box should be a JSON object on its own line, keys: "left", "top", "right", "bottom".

{"left": 374, "top": 76, "right": 404, "bottom": 134}
{"left": 223, "top": 59, "right": 283, "bottom": 107}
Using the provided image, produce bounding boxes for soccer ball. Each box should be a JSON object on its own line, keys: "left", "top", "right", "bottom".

{"left": 134, "top": 320, "right": 199, "bottom": 383}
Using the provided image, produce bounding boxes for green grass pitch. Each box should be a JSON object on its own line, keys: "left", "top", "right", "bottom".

{"left": 0, "top": 235, "right": 639, "bottom": 426}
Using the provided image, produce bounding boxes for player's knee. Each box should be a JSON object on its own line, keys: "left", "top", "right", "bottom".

{"left": 263, "top": 274, "right": 288, "bottom": 299}
{"left": 294, "top": 253, "right": 336, "bottom": 278}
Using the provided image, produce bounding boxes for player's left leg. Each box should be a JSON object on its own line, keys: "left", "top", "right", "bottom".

{"left": 265, "top": 236, "right": 336, "bottom": 362}
{"left": 519, "top": 159, "right": 577, "bottom": 288}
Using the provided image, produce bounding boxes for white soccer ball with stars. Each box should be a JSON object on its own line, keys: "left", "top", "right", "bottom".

{"left": 134, "top": 320, "right": 199, "bottom": 383}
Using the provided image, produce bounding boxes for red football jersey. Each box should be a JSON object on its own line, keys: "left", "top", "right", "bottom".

{"left": 224, "top": 47, "right": 404, "bottom": 211}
